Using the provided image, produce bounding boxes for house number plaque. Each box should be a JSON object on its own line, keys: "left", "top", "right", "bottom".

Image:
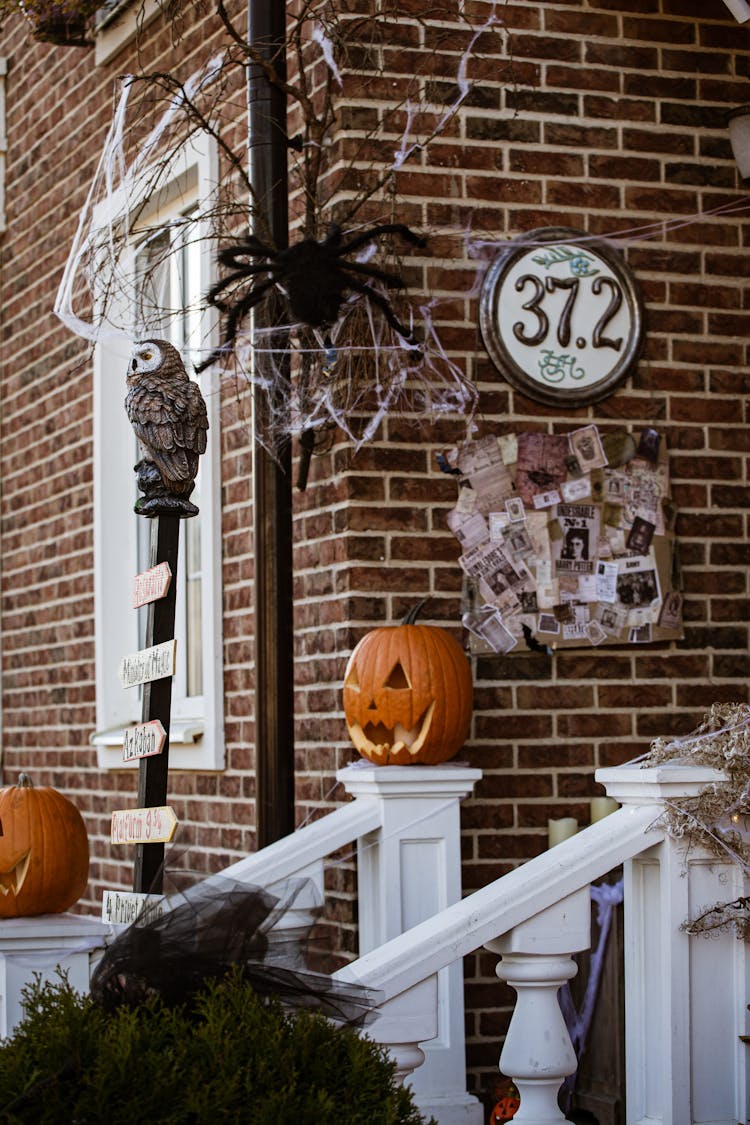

{"left": 479, "top": 227, "right": 645, "bottom": 408}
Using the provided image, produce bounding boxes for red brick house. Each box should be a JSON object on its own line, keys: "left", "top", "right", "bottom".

{"left": 0, "top": 0, "right": 749, "bottom": 1107}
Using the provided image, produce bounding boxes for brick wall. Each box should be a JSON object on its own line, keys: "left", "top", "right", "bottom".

{"left": 311, "top": 0, "right": 750, "bottom": 1092}
{"left": 1, "top": 0, "right": 749, "bottom": 1103}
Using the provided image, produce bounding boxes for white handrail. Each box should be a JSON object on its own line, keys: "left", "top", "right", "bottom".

{"left": 206, "top": 796, "right": 382, "bottom": 889}
{"left": 333, "top": 802, "right": 663, "bottom": 999}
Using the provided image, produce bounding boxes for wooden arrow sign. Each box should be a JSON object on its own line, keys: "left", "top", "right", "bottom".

{"left": 101, "top": 890, "right": 166, "bottom": 926}
{"left": 133, "top": 561, "right": 172, "bottom": 608}
{"left": 122, "top": 719, "right": 167, "bottom": 763}
{"left": 119, "top": 639, "right": 176, "bottom": 689}
{"left": 111, "top": 805, "right": 178, "bottom": 845}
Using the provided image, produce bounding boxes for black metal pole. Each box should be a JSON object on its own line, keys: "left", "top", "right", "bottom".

{"left": 133, "top": 515, "right": 180, "bottom": 893}
{"left": 248, "top": 0, "right": 295, "bottom": 846}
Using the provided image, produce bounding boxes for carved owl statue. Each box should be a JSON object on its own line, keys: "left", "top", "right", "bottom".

{"left": 125, "top": 339, "right": 209, "bottom": 518}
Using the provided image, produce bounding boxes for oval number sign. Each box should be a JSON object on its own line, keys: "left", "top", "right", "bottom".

{"left": 479, "top": 227, "right": 645, "bottom": 408}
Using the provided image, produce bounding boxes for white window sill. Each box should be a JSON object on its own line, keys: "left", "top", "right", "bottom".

{"left": 91, "top": 718, "right": 221, "bottom": 771}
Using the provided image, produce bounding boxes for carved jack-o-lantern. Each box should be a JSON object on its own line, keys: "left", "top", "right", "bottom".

{"left": 0, "top": 774, "right": 89, "bottom": 917}
{"left": 343, "top": 606, "right": 472, "bottom": 766}
{"left": 490, "top": 1077, "right": 520, "bottom": 1123}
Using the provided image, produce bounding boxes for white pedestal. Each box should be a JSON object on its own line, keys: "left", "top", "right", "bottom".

{"left": 0, "top": 912, "right": 111, "bottom": 1035}
{"left": 339, "top": 761, "right": 483, "bottom": 1125}
{"left": 598, "top": 762, "right": 750, "bottom": 1125}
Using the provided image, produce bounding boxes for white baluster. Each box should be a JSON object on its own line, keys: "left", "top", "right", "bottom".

{"left": 494, "top": 952, "right": 578, "bottom": 1123}
{"left": 389, "top": 1043, "right": 427, "bottom": 1086}
{"left": 485, "top": 886, "right": 591, "bottom": 1125}
{"left": 364, "top": 976, "right": 438, "bottom": 1088}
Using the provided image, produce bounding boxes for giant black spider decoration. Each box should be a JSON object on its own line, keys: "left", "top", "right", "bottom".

{"left": 195, "top": 222, "right": 427, "bottom": 372}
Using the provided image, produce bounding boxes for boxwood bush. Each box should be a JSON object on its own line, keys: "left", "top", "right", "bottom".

{"left": 0, "top": 970, "right": 433, "bottom": 1124}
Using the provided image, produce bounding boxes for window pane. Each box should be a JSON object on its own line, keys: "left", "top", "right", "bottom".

{"left": 186, "top": 506, "right": 203, "bottom": 698}
{"left": 132, "top": 211, "right": 204, "bottom": 703}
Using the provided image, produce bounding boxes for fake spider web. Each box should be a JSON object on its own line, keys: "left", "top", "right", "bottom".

{"left": 53, "top": 17, "right": 495, "bottom": 454}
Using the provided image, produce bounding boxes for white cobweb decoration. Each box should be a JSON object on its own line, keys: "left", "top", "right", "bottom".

{"left": 55, "top": 49, "right": 242, "bottom": 347}
{"left": 53, "top": 23, "right": 490, "bottom": 454}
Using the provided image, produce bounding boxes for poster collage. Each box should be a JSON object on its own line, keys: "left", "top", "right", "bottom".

{"left": 443, "top": 425, "right": 683, "bottom": 653}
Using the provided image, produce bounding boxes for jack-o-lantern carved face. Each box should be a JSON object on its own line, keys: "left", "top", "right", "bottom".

{"left": 0, "top": 774, "right": 89, "bottom": 918}
{"left": 343, "top": 620, "right": 472, "bottom": 766}
{"left": 490, "top": 1078, "right": 520, "bottom": 1123}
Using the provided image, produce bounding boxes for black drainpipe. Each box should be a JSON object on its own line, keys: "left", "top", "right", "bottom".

{"left": 247, "top": 0, "right": 295, "bottom": 847}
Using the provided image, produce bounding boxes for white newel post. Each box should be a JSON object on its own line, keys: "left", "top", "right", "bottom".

{"left": 485, "top": 886, "right": 591, "bottom": 1125}
{"left": 0, "top": 914, "right": 111, "bottom": 1036}
{"left": 597, "top": 761, "right": 750, "bottom": 1125}
{"left": 338, "top": 761, "right": 483, "bottom": 1125}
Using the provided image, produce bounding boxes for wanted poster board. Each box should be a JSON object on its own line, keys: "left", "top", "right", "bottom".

{"left": 444, "top": 425, "right": 682, "bottom": 653}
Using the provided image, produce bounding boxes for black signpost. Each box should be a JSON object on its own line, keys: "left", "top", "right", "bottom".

{"left": 132, "top": 515, "right": 180, "bottom": 895}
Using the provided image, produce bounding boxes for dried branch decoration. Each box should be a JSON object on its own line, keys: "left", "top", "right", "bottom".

{"left": 54, "top": 1, "right": 508, "bottom": 454}
{"left": 642, "top": 702, "right": 750, "bottom": 939}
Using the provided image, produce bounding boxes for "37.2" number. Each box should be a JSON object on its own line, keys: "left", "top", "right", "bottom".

{"left": 512, "top": 274, "right": 623, "bottom": 351}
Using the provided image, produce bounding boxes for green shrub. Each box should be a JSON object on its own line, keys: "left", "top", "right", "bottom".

{"left": 0, "top": 970, "right": 433, "bottom": 1124}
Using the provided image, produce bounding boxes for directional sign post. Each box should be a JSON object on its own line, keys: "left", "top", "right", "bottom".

{"left": 102, "top": 889, "right": 166, "bottom": 927}
{"left": 123, "top": 719, "right": 167, "bottom": 763}
{"left": 133, "top": 562, "right": 172, "bottom": 609}
{"left": 132, "top": 515, "right": 180, "bottom": 895}
{"left": 119, "top": 640, "right": 177, "bottom": 690}
{"left": 112, "top": 805, "right": 178, "bottom": 845}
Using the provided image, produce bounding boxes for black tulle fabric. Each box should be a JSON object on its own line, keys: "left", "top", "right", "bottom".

{"left": 90, "top": 876, "right": 379, "bottom": 1026}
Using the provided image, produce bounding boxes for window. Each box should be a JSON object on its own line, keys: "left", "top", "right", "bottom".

{"left": 94, "top": 1, "right": 163, "bottom": 67}
{"left": 91, "top": 135, "right": 224, "bottom": 771}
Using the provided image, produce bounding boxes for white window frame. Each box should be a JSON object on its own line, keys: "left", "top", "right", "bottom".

{"left": 0, "top": 58, "right": 6, "bottom": 234}
{"left": 95, "top": 1, "right": 165, "bottom": 67}
{"left": 91, "top": 133, "right": 225, "bottom": 771}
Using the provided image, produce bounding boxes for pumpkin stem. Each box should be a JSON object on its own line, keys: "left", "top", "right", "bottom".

{"left": 400, "top": 598, "right": 428, "bottom": 626}
{"left": 17, "top": 774, "right": 33, "bottom": 788}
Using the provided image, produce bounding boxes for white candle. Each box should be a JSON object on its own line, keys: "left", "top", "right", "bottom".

{"left": 548, "top": 817, "right": 578, "bottom": 847}
{"left": 590, "top": 797, "right": 619, "bottom": 823}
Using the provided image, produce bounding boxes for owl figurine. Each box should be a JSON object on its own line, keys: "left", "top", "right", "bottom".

{"left": 125, "top": 339, "right": 209, "bottom": 518}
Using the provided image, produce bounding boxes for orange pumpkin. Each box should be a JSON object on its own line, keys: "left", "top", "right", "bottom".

{"left": 491, "top": 1078, "right": 520, "bottom": 1123}
{"left": 343, "top": 605, "right": 472, "bottom": 766}
{"left": 0, "top": 774, "right": 89, "bottom": 917}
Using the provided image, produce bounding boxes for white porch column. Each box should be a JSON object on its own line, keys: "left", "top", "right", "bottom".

{"left": 486, "top": 886, "right": 591, "bottom": 1124}
{"left": 338, "top": 761, "right": 483, "bottom": 1125}
{"left": 0, "top": 913, "right": 111, "bottom": 1036}
{"left": 597, "top": 761, "right": 750, "bottom": 1125}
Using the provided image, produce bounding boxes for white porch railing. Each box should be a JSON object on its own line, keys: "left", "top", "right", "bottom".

{"left": 0, "top": 757, "right": 747, "bottom": 1125}
{"left": 332, "top": 760, "right": 750, "bottom": 1125}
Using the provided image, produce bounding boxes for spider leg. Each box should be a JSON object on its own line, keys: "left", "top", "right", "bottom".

{"left": 337, "top": 259, "right": 409, "bottom": 290}
{"left": 204, "top": 264, "right": 278, "bottom": 310}
{"left": 221, "top": 278, "right": 277, "bottom": 342}
{"left": 321, "top": 224, "right": 344, "bottom": 249}
{"left": 195, "top": 278, "right": 277, "bottom": 372}
{"left": 345, "top": 278, "right": 420, "bottom": 345}
{"left": 336, "top": 223, "right": 427, "bottom": 256}
{"left": 217, "top": 237, "right": 276, "bottom": 268}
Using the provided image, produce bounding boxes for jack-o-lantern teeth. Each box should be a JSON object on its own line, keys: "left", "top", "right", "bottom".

{"left": 349, "top": 700, "right": 436, "bottom": 761}
{"left": 0, "top": 851, "right": 30, "bottom": 897}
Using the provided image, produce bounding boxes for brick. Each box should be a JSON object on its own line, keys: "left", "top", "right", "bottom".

{"left": 586, "top": 95, "right": 657, "bottom": 124}
{"left": 588, "top": 154, "right": 662, "bottom": 181}
{"left": 627, "top": 129, "right": 696, "bottom": 160}
{"left": 512, "top": 33, "right": 582, "bottom": 63}
{"left": 546, "top": 64, "right": 620, "bottom": 94}
{"left": 622, "top": 16, "right": 696, "bottom": 44}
